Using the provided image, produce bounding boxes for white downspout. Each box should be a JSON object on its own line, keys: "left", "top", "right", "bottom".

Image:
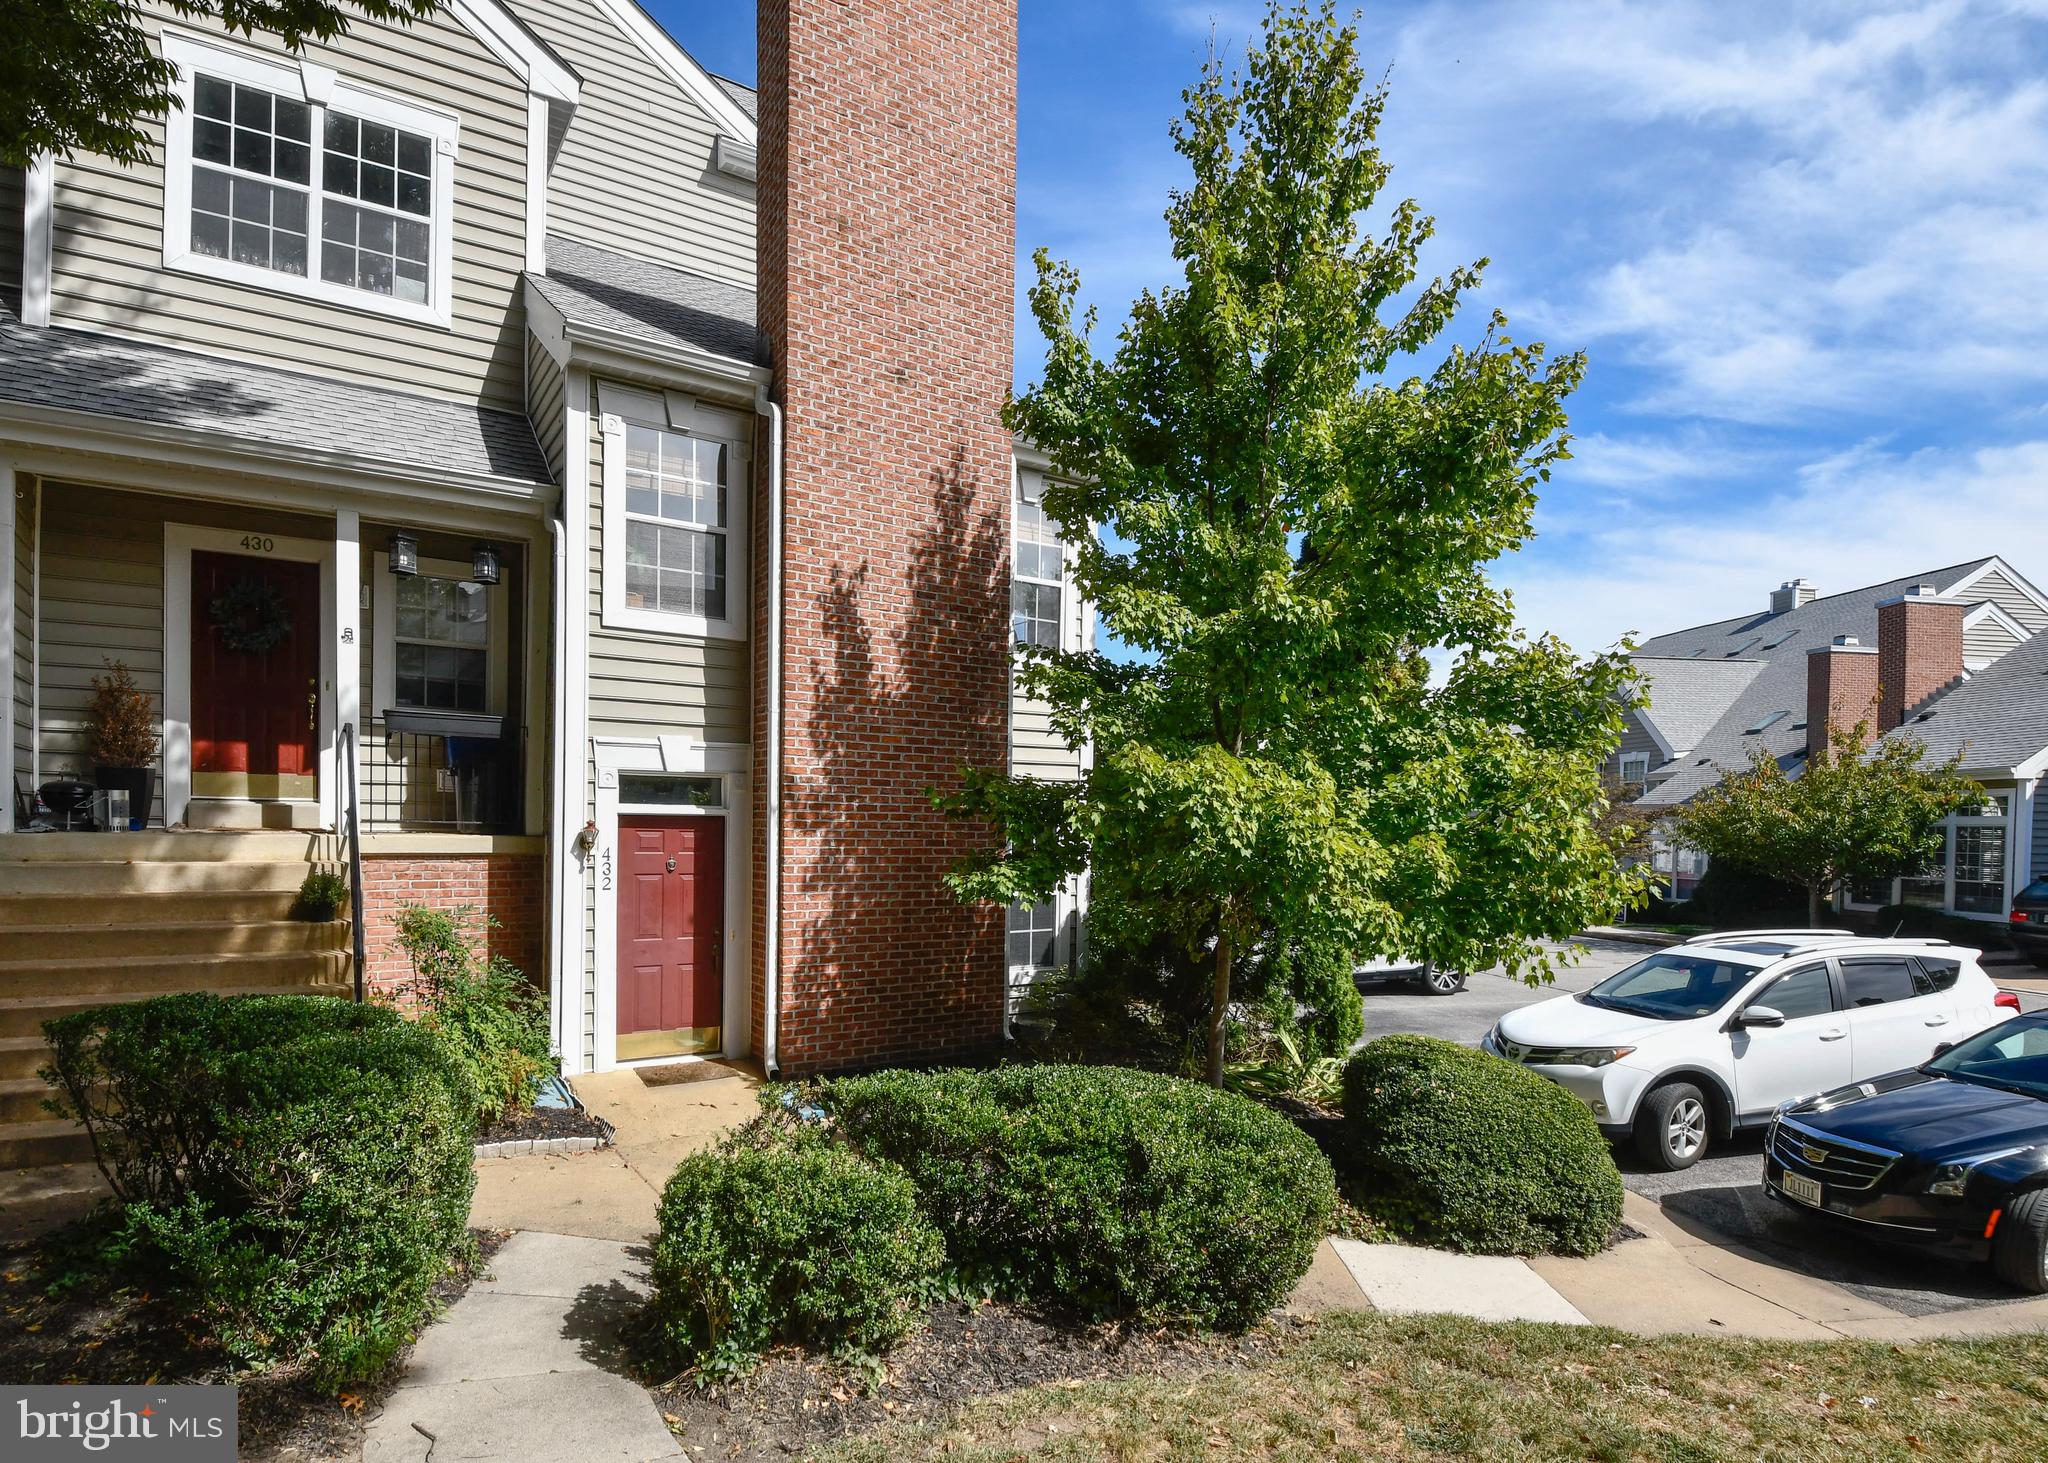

{"left": 760, "top": 393, "right": 785, "bottom": 1078}
{"left": 545, "top": 508, "right": 571, "bottom": 1067}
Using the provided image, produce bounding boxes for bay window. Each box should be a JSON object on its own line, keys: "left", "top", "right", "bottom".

{"left": 162, "top": 32, "right": 458, "bottom": 326}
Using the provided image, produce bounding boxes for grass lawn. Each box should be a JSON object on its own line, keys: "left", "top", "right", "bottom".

{"left": 822, "top": 1311, "right": 2047, "bottom": 1461}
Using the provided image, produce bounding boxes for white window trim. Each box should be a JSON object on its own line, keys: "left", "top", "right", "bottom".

{"left": 370, "top": 553, "right": 509, "bottom": 720}
{"left": 1013, "top": 467, "right": 1079, "bottom": 655}
{"left": 587, "top": 737, "right": 752, "bottom": 1074}
{"left": 159, "top": 29, "right": 460, "bottom": 329}
{"left": 1005, "top": 876, "right": 1078, "bottom": 1035}
{"left": 598, "top": 386, "right": 751, "bottom": 641}
{"left": 1618, "top": 752, "right": 1650, "bottom": 790}
{"left": 1843, "top": 790, "right": 2017, "bottom": 917}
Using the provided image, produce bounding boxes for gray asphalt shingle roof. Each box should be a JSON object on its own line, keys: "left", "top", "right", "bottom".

{"left": 531, "top": 235, "right": 768, "bottom": 368}
{"left": 1632, "top": 559, "right": 2000, "bottom": 807}
{"left": 0, "top": 307, "right": 552, "bottom": 487}
{"left": 1887, "top": 626, "right": 2048, "bottom": 772}
{"left": 712, "top": 74, "right": 758, "bottom": 120}
{"left": 1629, "top": 657, "right": 1766, "bottom": 755}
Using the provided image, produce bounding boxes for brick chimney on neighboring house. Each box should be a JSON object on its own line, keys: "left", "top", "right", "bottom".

{"left": 756, "top": 1, "right": 1018, "bottom": 1072}
{"left": 1877, "top": 586, "right": 1966, "bottom": 733}
{"left": 1806, "top": 636, "right": 1880, "bottom": 759}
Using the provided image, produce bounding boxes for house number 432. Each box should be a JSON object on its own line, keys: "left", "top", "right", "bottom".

{"left": 600, "top": 847, "right": 613, "bottom": 892}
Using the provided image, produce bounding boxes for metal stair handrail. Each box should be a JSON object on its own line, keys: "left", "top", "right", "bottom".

{"left": 339, "top": 721, "right": 368, "bottom": 1003}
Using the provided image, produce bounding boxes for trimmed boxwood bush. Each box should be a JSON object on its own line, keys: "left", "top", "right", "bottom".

{"left": 810, "top": 1065, "right": 1336, "bottom": 1329}
{"left": 650, "top": 1139, "right": 944, "bottom": 1378}
{"left": 42, "top": 992, "right": 475, "bottom": 1384}
{"left": 1341, "top": 1035, "right": 1622, "bottom": 1257}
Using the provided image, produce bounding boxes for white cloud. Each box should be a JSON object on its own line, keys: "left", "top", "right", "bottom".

{"left": 1506, "top": 437, "right": 2048, "bottom": 654}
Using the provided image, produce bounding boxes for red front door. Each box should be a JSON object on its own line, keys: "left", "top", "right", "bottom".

{"left": 191, "top": 550, "right": 321, "bottom": 801}
{"left": 617, "top": 816, "right": 725, "bottom": 1060}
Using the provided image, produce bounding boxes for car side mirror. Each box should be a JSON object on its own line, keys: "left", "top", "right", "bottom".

{"left": 1737, "top": 1006, "right": 1786, "bottom": 1029}
{"left": 1932, "top": 1042, "right": 1955, "bottom": 1058}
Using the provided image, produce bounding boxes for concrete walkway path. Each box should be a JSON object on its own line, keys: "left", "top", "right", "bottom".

{"left": 1331, "top": 1239, "right": 1587, "bottom": 1324}
{"left": 363, "top": 1232, "right": 680, "bottom": 1463}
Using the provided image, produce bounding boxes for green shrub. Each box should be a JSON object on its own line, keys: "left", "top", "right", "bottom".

{"left": 293, "top": 869, "right": 349, "bottom": 921}
{"left": 650, "top": 1140, "right": 943, "bottom": 1378}
{"left": 1340, "top": 1035, "right": 1621, "bottom": 1257}
{"left": 810, "top": 1064, "right": 1336, "bottom": 1329}
{"left": 393, "top": 905, "right": 553, "bottom": 1124}
{"left": 42, "top": 993, "right": 474, "bottom": 1383}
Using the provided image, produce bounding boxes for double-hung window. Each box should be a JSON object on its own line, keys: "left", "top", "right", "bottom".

{"left": 1006, "top": 896, "right": 1066, "bottom": 1021}
{"left": 1013, "top": 471, "right": 1064, "bottom": 649}
{"left": 1618, "top": 752, "right": 1650, "bottom": 794}
{"left": 162, "top": 32, "right": 458, "bottom": 326}
{"left": 599, "top": 385, "right": 750, "bottom": 640}
{"left": 372, "top": 555, "right": 505, "bottom": 721}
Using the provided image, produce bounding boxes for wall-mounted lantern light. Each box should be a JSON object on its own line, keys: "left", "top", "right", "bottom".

{"left": 388, "top": 531, "right": 419, "bottom": 577}
{"left": 469, "top": 542, "right": 501, "bottom": 585}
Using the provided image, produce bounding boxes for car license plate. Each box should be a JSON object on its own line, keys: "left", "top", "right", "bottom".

{"left": 1781, "top": 1171, "right": 1822, "bottom": 1208}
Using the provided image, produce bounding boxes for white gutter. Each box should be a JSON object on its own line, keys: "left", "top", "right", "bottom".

{"left": 759, "top": 392, "right": 785, "bottom": 1077}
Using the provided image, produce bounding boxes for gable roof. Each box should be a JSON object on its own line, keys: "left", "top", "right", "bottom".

{"left": 1886, "top": 626, "right": 2048, "bottom": 774}
{"left": 1628, "top": 657, "right": 1766, "bottom": 758}
{"left": 1630, "top": 559, "right": 2006, "bottom": 808}
{"left": 711, "top": 73, "right": 758, "bottom": 121}
{"left": 0, "top": 305, "right": 552, "bottom": 490}
{"left": 584, "top": 0, "right": 757, "bottom": 140}
{"left": 528, "top": 235, "right": 767, "bottom": 368}
{"left": 449, "top": 0, "right": 581, "bottom": 103}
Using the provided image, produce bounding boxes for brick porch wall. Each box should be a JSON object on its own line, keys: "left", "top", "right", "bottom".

{"left": 756, "top": 0, "right": 1017, "bottom": 1073}
{"left": 358, "top": 854, "right": 545, "bottom": 999}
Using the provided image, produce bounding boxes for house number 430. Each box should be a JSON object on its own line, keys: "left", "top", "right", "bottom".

{"left": 239, "top": 535, "right": 276, "bottom": 553}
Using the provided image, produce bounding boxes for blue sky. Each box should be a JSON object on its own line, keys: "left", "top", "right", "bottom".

{"left": 649, "top": 1, "right": 2048, "bottom": 658}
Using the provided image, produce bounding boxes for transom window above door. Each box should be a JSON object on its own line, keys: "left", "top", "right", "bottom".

{"left": 161, "top": 32, "right": 458, "bottom": 326}
{"left": 599, "top": 386, "right": 751, "bottom": 640}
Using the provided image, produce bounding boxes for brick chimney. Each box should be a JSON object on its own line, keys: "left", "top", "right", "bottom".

{"left": 1771, "top": 578, "right": 1818, "bottom": 614}
{"left": 757, "top": 0, "right": 1018, "bottom": 1072}
{"left": 1805, "top": 636, "right": 1879, "bottom": 758}
{"left": 1876, "top": 587, "right": 1965, "bottom": 732}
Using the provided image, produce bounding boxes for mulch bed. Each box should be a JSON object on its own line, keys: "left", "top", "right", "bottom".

{"left": 477, "top": 1104, "right": 612, "bottom": 1145}
{"left": 648, "top": 1299, "right": 1313, "bottom": 1460}
{"left": 0, "top": 1226, "right": 508, "bottom": 1463}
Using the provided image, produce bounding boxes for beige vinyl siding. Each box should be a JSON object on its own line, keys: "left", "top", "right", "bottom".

{"left": 509, "top": 0, "right": 755, "bottom": 288}
{"left": 36, "top": 483, "right": 330, "bottom": 819}
{"left": 14, "top": 479, "right": 35, "bottom": 781}
{"left": 0, "top": 166, "right": 22, "bottom": 314}
{"left": 1962, "top": 567, "right": 2048, "bottom": 634}
{"left": 47, "top": 6, "right": 531, "bottom": 411}
{"left": 582, "top": 381, "right": 751, "bottom": 744}
{"left": 1010, "top": 694, "right": 1083, "bottom": 782}
{"left": 525, "top": 333, "right": 566, "bottom": 485}
{"left": 1964, "top": 613, "right": 2023, "bottom": 669}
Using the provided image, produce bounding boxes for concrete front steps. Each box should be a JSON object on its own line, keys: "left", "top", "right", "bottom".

{"left": 0, "top": 831, "right": 355, "bottom": 1171}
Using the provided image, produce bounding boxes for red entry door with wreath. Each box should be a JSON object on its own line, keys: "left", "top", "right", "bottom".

{"left": 191, "top": 550, "right": 321, "bottom": 800}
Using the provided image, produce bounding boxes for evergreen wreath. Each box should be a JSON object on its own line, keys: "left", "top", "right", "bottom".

{"left": 208, "top": 577, "right": 293, "bottom": 655}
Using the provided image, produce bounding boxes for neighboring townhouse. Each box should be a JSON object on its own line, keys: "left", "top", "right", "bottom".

{"left": 0, "top": 0, "right": 1077, "bottom": 1172}
{"left": 1613, "top": 558, "right": 2048, "bottom": 919}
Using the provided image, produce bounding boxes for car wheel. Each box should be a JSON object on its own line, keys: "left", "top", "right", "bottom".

{"left": 1634, "top": 1082, "right": 1711, "bottom": 1171}
{"left": 1993, "top": 1189, "right": 2048, "bottom": 1294}
{"left": 1414, "top": 965, "right": 1467, "bottom": 996}
{"left": 2029, "top": 952, "right": 2048, "bottom": 971}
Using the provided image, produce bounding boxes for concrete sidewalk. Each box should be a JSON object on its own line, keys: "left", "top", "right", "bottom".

{"left": 363, "top": 1232, "right": 680, "bottom": 1462}
{"left": 470, "top": 1062, "right": 762, "bottom": 1241}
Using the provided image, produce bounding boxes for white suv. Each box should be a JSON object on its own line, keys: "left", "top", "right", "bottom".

{"left": 1481, "top": 932, "right": 2020, "bottom": 1170}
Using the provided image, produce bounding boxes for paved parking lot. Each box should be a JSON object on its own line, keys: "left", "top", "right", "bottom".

{"left": 1361, "top": 938, "right": 2048, "bottom": 1315}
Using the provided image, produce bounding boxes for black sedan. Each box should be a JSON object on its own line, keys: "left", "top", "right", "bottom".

{"left": 1763, "top": 1012, "right": 2048, "bottom": 1292}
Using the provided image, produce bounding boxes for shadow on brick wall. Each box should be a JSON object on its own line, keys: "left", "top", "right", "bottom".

{"left": 780, "top": 445, "right": 1010, "bottom": 1070}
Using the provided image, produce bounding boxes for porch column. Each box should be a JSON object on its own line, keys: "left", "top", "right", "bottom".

{"left": 332, "top": 510, "right": 360, "bottom": 831}
{"left": 0, "top": 461, "right": 14, "bottom": 832}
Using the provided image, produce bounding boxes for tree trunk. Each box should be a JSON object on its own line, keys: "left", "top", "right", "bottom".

{"left": 1807, "top": 884, "right": 1823, "bottom": 927}
{"left": 1207, "top": 929, "right": 1233, "bottom": 1088}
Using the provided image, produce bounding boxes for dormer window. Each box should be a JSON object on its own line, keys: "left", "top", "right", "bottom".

{"left": 161, "top": 32, "right": 458, "bottom": 327}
